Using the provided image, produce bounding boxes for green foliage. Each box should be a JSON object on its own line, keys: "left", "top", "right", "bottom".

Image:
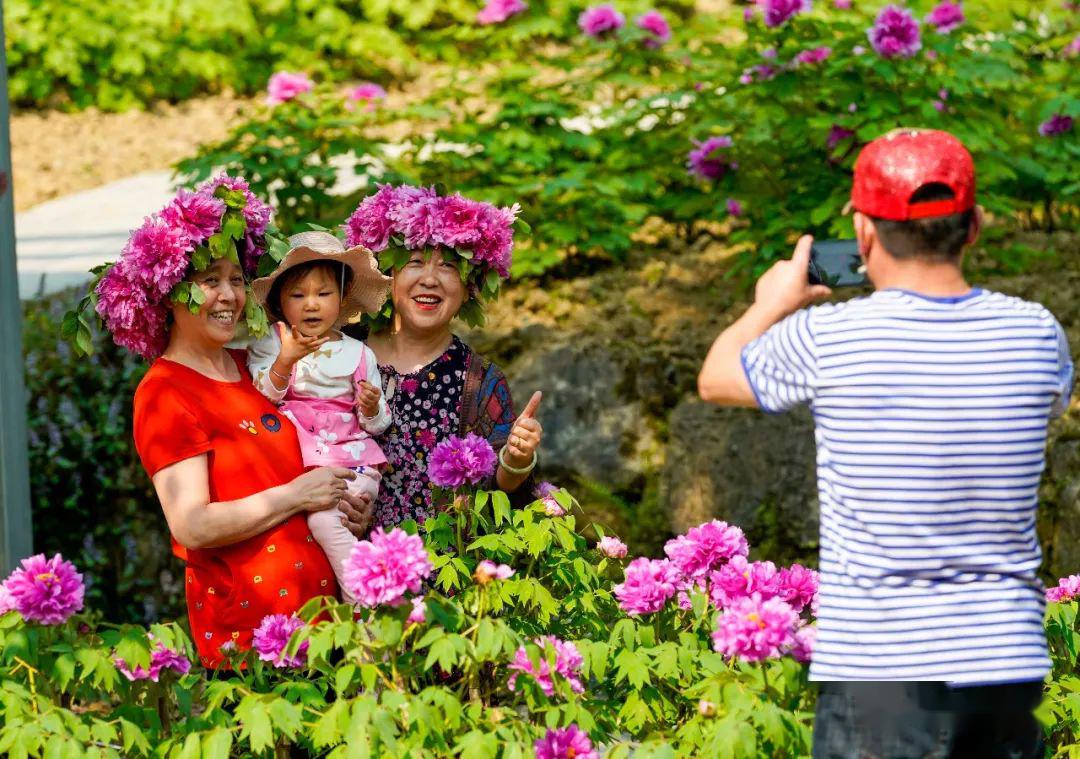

{"left": 182, "top": 1, "right": 1080, "bottom": 281}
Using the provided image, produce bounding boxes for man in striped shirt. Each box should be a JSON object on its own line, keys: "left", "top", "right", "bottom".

{"left": 698, "top": 129, "right": 1074, "bottom": 758}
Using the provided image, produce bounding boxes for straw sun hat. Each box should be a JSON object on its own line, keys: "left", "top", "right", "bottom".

{"left": 251, "top": 231, "right": 391, "bottom": 326}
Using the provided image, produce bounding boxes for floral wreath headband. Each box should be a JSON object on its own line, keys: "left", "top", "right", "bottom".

{"left": 342, "top": 184, "right": 528, "bottom": 331}
{"left": 63, "top": 175, "right": 291, "bottom": 360}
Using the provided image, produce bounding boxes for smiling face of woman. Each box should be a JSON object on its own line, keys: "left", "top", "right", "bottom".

{"left": 391, "top": 249, "right": 466, "bottom": 334}
{"left": 171, "top": 258, "right": 246, "bottom": 347}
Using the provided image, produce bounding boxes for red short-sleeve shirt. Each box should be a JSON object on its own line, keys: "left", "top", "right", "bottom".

{"left": 133, "top": 350, "right": 337, "bottom": 669}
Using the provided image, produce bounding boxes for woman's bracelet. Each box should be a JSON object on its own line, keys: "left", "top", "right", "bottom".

{"left": 498, "top": 446, "right": 537, "bottom": 475}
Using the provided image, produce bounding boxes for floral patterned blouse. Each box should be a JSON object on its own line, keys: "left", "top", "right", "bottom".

{"left": 374, "top": 336, "right": 469, "bottom": 527}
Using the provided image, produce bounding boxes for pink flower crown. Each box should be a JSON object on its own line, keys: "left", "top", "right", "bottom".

{"left": 65, "top": 175, "right": 275, "bottom": 360}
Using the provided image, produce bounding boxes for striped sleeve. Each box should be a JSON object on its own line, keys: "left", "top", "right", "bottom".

{"left": 1052, "top": 319, "right": 1075, "bottom": 418}
{"left": 740, "top": 308, "right": 818, "bottom": 413}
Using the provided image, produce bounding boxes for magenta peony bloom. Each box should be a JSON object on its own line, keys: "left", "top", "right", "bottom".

{"left": 712, "top": 595, "right": 799, "bottom": 661}
{"left": 709, "top": 555, "right": 784, "bottom": 608}
{"left": 343, "top": 528, "right": 433, "bottom": 608}
{"left": 536, "top": 481, "right": 558, "bottom": 498}
{"left": 477, "top": 0, "right": 528, "bottom": 24}
{"left": 744, "top": 5, "right": 757, "bottom": 21}
{"left": 597, "top": 536, "right": 628, "bottom": 559}
{"left": 94, "top": 269, "right": 170, "bottom": 360}
{"left": 636, "top": 10, "right": 672, "bottom": 48}
{"left": 1047, "top": 575, "right": 1080, "bottom": 602}
{"left": 789, "top": 623, "right": 817, "bottom": 662}
{"left": 266, "top": 71, "right": 314, "bottom": 105}
{"left": 834, "top": 0, "right": 852, "bottom": 8}
{"left": 252, "top": 614, "right": 308, "bottom": 668}
{"left": 407, "top": 597, "right": 427, "bottom": 627}
{"left": 778, "top": 564, "right": 818, "bottom": 612}
{"left": 161, "top": 189, "right": 225, "bottom": 245}
{"left": 115, "top": 639, "right": 191, "bottom": 682}
{"left": 509, "top": 636, "right": 584, "bottom": 696}
{"left": 759, "top": 0, "right": 811, "bottom": 28}
{"left": 0, "top": 582, "right": 14, "bottom": 615}
{"left": 428, "top": 433, "right": 498, "bottom": 488}
{"left": 348, "top": 82, "right": 387, "bottom": 111}
{"left": 1039, "top": 114, "right": 1075, "bottom": 137}
{"left": 726, "top": 198, "right": 744, "bottom": 217}
{"left": 795, "top": 46, "right": 832, "bottom": 65}
{"left": 433, "top": 194, "right": 487, "bottom": 249}
{"left": 535, "top": 724, "right": 598, "bottom": 759}
{"left": 475, "top": 560, "right": 515, "bottom": 584}
{"left": 118, "top": 216, "right": 193, "bottom": 301}
{"left": 614, "top": 557, "right": 681, "bottom": 615}
{"left": 926, "top": 1, "right": 964, "bottom": 34}
{"left": 664, "top": 519, "right": 749, "bottom": 581}
{"left": 687, "top": 136, "right": 734, "bottom": 181}
{"left": 196, "top": 174, "right": 273, "bottom": 274}
{"left": 827, "top": 125, "right": 856, "bottom": 151}
{"left": 579, "top": 5, "right": 625, "bottom": 38}
{"left": 868, "top": 5, "right": 922, "bottom": 58}
{"left": 344, "top": 183, "right": 400, "bottom": 252}
{"left": 3, "top": 553, "right": 84, "bottom": 625}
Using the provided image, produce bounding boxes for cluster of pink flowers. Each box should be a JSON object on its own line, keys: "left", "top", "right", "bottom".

{"left": 613, "top": 557, "right": 682, "bottom": 615}
{"left": 759, "top": 0, "right": 811, "bottom": 28}
{"left": 407, "top": 597, "right": 427, "bottom": 627}
{"left": 266, "top": 71, "right": 314, "bottom": 105}
{"left": 508, "top": 636, "right": 584, "bottom": 696}
{"left": 868, "top": 5, "right": 922, "bottom": 58}
{"left": 536, "top": 481, "right": 566, "bottom": 516}
{"left": 477, "top": 0, "right": 527, "bottom": 25}
{"left": 535, "top": 724, "right": 598, "bottom": 759}
{"left": 664, "top": 520, "right": 748, "bottom": 581}
{"left": 687, "top": 136, "right": 735, "bottom": 181}
{"left": 347, "top": 82, "right": 387, "bottom": 111}
{"left": 795, "top": 46, "right": 832, "bottom": 66}
{"left": 636, "top": 10, "right": 671, "bottom": 48}
{"left": 579, "top": 5, "right": 625, "bottom": 38}
{"left": 475, "top": 560, "right": 515, "bottom": 584}
{"left": 94, "top": 174, "right": 271, "bottom": 358}
{"left": 427, "top": 433, "right": 499, "bottom": 488}
{"left": 115, "top": 638, "right": 191, "bottom": 681}
{"left": 1040, "top": 114, "right": 1075, "bottom": 137}
{"left": 1, "top": 553, "right": 84, "bottom": 625}
{"left": 252, "top": 614, "right": 309, "bottom": 668}
{"left": 712, "top": 595, "right": 799, "bottom": 661}
{"left": 926, "top": 1, "right": 964, "bottom": 34}
{"left": 1047, "top": 575, "right": 1080, "bottom": 603}
{"left": 597, "top": 536, "right": 628, "bottom": 559}
{"left": 344, "top": 184, "right": 520, "bottom": 280}
{"left": 343, "top": 528, "right": 433, "bottom": 608}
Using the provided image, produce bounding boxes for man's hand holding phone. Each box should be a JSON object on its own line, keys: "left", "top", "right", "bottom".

{"left": 808, "top": 238, "right": 868, "bottom": 288}
{"left": 753, "top": 235, "right": 834, "bottom": 321}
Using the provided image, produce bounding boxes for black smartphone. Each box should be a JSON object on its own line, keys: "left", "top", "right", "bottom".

{"left": 808, "top": 239, "right": 867, "bottom": 288}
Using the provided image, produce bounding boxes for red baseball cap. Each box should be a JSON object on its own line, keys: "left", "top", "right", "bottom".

{"left": 850, "top": 128, "right": 976, "bottom": 221}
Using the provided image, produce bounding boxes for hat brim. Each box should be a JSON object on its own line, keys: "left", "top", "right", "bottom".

{"left": 251, "top": 244, "right": 391, "bottom": 327}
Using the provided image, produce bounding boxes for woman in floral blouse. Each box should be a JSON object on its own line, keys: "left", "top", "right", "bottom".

{"left": 342, "top": 184, "right": 543, "bottom": 528}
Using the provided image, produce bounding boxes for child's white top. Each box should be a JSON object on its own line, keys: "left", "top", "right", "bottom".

{"left": 247, "top": 330, "right": 391, "bottom": 434}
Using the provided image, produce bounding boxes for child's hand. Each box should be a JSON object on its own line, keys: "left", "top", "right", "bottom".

{"left": 276, "top": 321, "right": 329, "bottom": 368}
{"left": 356, "top": 381, "right": 382, "bottom": 418}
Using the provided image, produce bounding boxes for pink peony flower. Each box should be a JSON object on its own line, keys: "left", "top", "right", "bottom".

{"left": 536, "top": 481, "right": 559, "bottom": 498}
{"left": 3, "top": 553, "right": 84, "bottom": 625}
{"left": 266, "top": 71, "right": 314, "bottom": 105}
{"left": 94, "top": 270, "right": 170, "bottom": 360}
{"left": 579, "top": 5, "right": 625, "bottom": 38}
{"left": 778, "top": 564, "right": 818, "bottom": 612}
{"left": 348, "top": 82, "right": 387, "bottom": 111}
{"left": 477, "top": 0, "right": 528, "bottom": 25}
{"left": 789, "top": 623, "right": 817, "bottom": 662}
{"left": 926, "top": 1, "right": 964, "bottom": 34}
{"left": 636, "top": 10, "right": 671, "bottom": 48}
{"left": 795, "top": 46, "right": 832, "bottom": 65}
{"left": 761, "top": 47, "right": 778, "bottom": 59}
{"left": 744, "top": 5, "right": 757, "bottom": 21}
{"left": 687, "top": 136, "right": 734, "bottom": 181}
{"left": 726, "top": 198, "right": 744, "bottom": 217}
{"left": 509, "top": 636, "right": 584, "bottom": 696}
{"left": 613, "top": 557, "right": 681, "bottom": 615}
{"left": 433, "top": 194, "right": 487, "bottom": 249}
{"left": 597, "top": 536, "right": 628, "bottom": 559}
{"left": 543, "top": 498, "right": 566, "bottom": 517}
{"left": 664, "top": 519, "right": 749, "bottom": 581}
{"left": 115, "top": 639, "right": 192, "bottom": 682}
{"left": 0, "top": 582, "right": 16, "bottom": 615}
{"left": 344, "top": 183, "right": 400, "bottom": 252}
{"left": 834, "top": 0, "right": 852, "bottom": 8}
{"left": 1039, "top": 114, "right": 1075, "bottom": 137}
{"left": 709, "top": 556, "right": 783, "bottom": 608}
{"left": 1046, "top": 575, "right": 1080, "bottom": 602}
{"left": 475, "top": 560, "right": 515, "bottom": 584}
{"left": 535, "top": 724, "right": 598, "bottom": 759}
{"left": 343, "top": 528, "right": 433, "bottom": 608}
{"left": 118, "top": 216, "right": 193, "bottom": 300}
{"left": 196, "top": 174, "right": 273, "bottom": 273}
{"left": 868, "top": 5, "right": 922, "bottom": 58}
{"left": 407, "top": 597, "right": 427, "bottom": 627}
{"left": 428, "top": 433, "right": 498, "bottom": 488}
{"left": 253, "top": 614, "right": 308, "bottom": 668}
{"left": 161, "top": 189, "right": 226, "bottom": 245}
{"left": 712, "top": 595, "right": 798, "bottom": 661}
{"left": 758, "top": 0, "right": 811, "bottom": 28}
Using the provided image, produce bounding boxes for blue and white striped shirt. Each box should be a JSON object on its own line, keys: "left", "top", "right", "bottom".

{"left": 742, "top": 288, "right": 1074, "bottom": 683}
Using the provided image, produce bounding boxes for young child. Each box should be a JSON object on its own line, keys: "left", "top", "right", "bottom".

{"left": 248, "top": 231, "right": 392, "bottom": 604}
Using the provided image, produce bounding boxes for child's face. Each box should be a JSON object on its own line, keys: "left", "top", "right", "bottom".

{"left": 280, "top": 267, "right": 341, "bottom": 338}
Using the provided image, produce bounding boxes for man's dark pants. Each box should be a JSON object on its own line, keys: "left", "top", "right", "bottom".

{"left": 812, "top": 681, "right": 1045, "bottom": 759}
